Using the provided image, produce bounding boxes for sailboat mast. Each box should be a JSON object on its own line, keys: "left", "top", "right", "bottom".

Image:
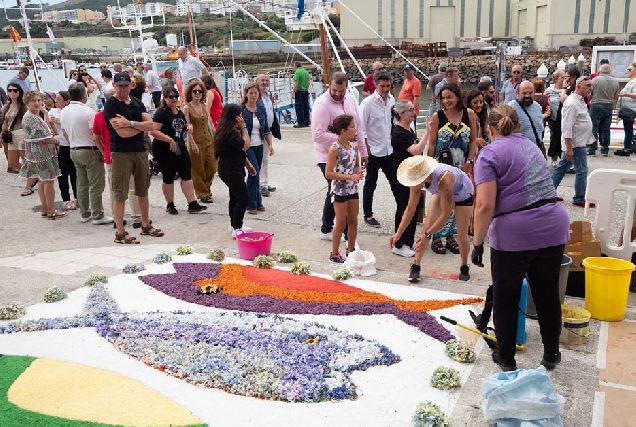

{"left": 187, "top": 3, "right": 195, "bottom": 55}
{"left": 17, "top": 0, "right": 41, "bottom": 92}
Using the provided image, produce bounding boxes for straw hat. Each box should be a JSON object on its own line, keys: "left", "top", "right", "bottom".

{"left": 397, "top": 156, "right": 439, "bottom": 187}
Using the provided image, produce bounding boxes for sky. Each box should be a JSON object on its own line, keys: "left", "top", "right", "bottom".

{"left": 3, "top": 1, "right": 67, "bottom": 7}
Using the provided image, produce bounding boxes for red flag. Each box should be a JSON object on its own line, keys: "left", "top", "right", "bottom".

{"left": 9, "top": 25, "right": 21, "bottom": 42}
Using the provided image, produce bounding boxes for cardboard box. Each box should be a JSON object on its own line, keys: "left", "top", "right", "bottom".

{"left": 565, "top": 221, "right": 601, "bottom": 272}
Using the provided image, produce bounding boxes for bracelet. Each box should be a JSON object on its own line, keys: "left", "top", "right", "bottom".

{"left": 241, "top": 127, "right": 247, "bottom": 130}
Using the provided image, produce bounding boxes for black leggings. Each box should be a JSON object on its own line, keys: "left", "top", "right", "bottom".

{"left": 220, "top": 174, "right": 248, "bottom": 230}
{"left": 57, "top": 145, "right": 77, "bottom": 201}
{"left": 490, "top": 244, "right": 564, "bottom": 366}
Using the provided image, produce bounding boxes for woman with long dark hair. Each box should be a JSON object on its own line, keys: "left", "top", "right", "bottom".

{"left": 214, "top": 104, "right": 256, "bottom": 238}
{"left": 427, "top": 82, "right": 477, "bottom": 255}
{"left": 2, "top": 82, "right": 38, "bottom": 196}
{"left": 149, "top": 87, "right": 206, "bottom": 215}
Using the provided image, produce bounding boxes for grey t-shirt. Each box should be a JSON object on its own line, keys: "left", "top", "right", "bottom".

{"left": 591, "top": 74, "right": 619, "bottom": 104}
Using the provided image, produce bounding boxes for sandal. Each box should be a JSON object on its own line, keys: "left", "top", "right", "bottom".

{"left": 445, "top": 237, "right": 461, "bottom": 254}
{"left": 431, "top": 237, "right": 447, "bottom": 254}
{"left": 114, "top": 231, "right": 140, "bottom": 244}
{"left": 21, "top": 187, "right": 34, "bottom": 196}
{"left": 140, "top": 224, "right": 164, "bottom": 237}
{"left": 47, "top": 210, "right": 66, "bottom": 220}
{"left": 200, "top": 194, "right": 213, "bottom": 203}
{"left": 63, "top": 201, "right": 77, "bottom": 210}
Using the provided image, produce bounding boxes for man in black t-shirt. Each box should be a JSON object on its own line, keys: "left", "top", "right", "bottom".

{"left": 103, "top": 72, "right": 163, "bottom": 244}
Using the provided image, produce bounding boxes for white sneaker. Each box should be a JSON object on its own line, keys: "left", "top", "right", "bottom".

{"left": 92, "top": 215, "right": 114, "bottom": 225}
{"left": 231, "top": 226, "right": 252, "bottom": 239}
{"left": 321, "top": 232, "right": 346, "bottom": 242}
{"left": 80, "top": 216, "right": 92, "bottom": 223}
{"left": 392, "top": 245, "right": 415, "bottom": 257}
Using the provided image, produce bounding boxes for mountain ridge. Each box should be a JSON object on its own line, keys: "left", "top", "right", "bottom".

{"left": 47, "top": 0, "right": 177, "bottom": 14}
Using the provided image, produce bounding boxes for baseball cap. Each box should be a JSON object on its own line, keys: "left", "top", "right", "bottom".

{"left": 404, "top": 64, "right": 415, "bottom": 71}
{"left": 113, "top": 72, "right": 131, "bottom": 86}
{"left": 599, "top": 59, "right": 609, "bottom": 65}
{"left": 439, "top": 61, "right": 448, "bottom": 70}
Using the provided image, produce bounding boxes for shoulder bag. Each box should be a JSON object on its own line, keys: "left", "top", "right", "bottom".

{"left": 517, "top": 101, "right": 547, "bottom": 158}
{"left": 1, "top": 112, "right": 19, "bottom": 144}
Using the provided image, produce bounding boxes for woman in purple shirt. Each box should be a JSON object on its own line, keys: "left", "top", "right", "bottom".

{"left": 472, "top": 105, "right": 570, "bottom": 372}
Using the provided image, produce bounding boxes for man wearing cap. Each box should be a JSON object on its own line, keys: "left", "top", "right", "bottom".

{"left": 103, "top": 72, "right": 163, "bottom": 243}
{"left": 362, "top": 61, "right": 394, "bottom": 98}
{"left": 588, "top": 63, "right": 619, "bottom": 156}
{"left": 177, "top": 46, "right": 208, "bottom": 92}
{"left": 500, "top": 64, "right": 523, "bottom": 104}
{"left": 590, "top": 58, "right": 610, "bottom": 79}
{"left": 426, "top": 62, "right": 447, "bottom": 93}
{"left": 60, "top": 83, "right": 112, "bottom": 225}
{"left": 398, "top": 64, "right": 422, "bottom": 119}
{"left": 312, "top": 71, "right": 368, "bottom": 241}
{"left": 430, "top": 67, "right": 460, "bottom": 115}
{"left": 359, "top": 70, "right": 396, "bottom": 228}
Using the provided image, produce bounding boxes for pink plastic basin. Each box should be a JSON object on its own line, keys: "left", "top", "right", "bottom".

{"left": 236, "top": 231, "right": 274, "bottom": 260}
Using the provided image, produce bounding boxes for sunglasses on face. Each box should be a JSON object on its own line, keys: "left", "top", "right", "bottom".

{"left": 192, "top": 89, "right": 203, "bottom": 94}
{"left": 512, "top": 71, "right": 521, "bottom": 74}
{"left": 407, "top": 107, "right": 415, "bottom": 112}
{"left": 7, "top": 88, "right": 18, "bottom": 93}
{"left": 166, "top": 94, "right": 178, "bottom": 99}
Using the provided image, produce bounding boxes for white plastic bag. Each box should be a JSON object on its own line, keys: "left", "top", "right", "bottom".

{"left": 482, "top": 366, "right": 565, "bottom": 426}
{"left": 343, "top": 250, "right": 377, "bottom": 276}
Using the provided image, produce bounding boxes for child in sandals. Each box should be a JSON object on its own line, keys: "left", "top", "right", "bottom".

{"left": 324, "top": 114, "right": 364, "bottom": 263}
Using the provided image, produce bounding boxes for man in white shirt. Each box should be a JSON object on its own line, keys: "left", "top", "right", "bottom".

{"left": 552, "top": 76, "right": 595, "bottom": 208}
{"left": 177, "top": 46, "right": 208, "bottom": 92}
{"left": 359, "top": 70, "right": 396, "bottom": 229}
{"left": 145, "top": 63, "right": 162, "bottom": 109}
{"left": 61, "top": 83, "right": 113, "bottom": 225}
{"left": 256, "top": 73, "right": 281, "bottom": 197}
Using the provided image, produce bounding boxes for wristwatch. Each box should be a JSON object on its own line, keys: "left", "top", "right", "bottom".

{"left": 424, "top": 232, "right": 432, "bottom": 240}
{"left": 130, "top": 120, "right": 135, "bottom": 128}
{"left": 467, "top": 159, "right": 474, "bottom": 165}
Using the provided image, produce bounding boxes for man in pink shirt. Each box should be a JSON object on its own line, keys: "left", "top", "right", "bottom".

{"left": 311, "top": 71, "right": 368, "bottom": 240}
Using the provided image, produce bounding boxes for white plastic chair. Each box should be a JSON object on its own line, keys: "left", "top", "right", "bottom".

{"left": 585, "top": 168, "right": 636, "bottom": 261}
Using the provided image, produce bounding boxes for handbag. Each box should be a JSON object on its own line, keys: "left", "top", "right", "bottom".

{"left": 1, "top": 112, "right": 18, "bottom": 144}
{"left": 438, "top": 146, "right": 454, "bottom": 165}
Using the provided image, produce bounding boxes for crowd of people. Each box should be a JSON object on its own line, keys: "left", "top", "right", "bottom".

{"left": 3, "top": 53, "right": 635, "bottom": 372}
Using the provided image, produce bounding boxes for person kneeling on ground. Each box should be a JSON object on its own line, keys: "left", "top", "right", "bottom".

{"left": 390, "top": 155, "right": 474, "bottom": 282}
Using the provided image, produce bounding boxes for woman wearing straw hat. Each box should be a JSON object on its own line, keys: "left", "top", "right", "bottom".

{"left": 472, "top": 105, "right": 569, "bottom": 372}
{"left": 390, "top": 155, "right": 474, "bottom": 282}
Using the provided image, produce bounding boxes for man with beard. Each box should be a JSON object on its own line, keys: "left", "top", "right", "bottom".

{"left": 478, "top": 80, "right": 496, "bottom": 112}
{"left": 508, "top": 80, "right": 548, "bottom": 157}
{"left": 311, "top": 71, "right": 368, "bottom": 241}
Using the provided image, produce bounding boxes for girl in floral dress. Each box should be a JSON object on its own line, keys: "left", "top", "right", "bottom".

{"left": 19, "top": 90, "right": 64, "bottom": 219}
{"left": 325, "top": 114, "right": 364, "bottom": 263}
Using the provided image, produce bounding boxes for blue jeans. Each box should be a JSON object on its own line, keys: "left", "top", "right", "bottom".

{"left": 589, "top": 104, "right": 613, "bottom": 153}
{"left": 551, "top": 146, "right": 588, "bottom": 203}
{"left": 246, "top": 145, "right": 263, "bottom": 210}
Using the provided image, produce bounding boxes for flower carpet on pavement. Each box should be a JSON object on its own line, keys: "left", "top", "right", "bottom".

{"left": 0, "top": 254, "right": 484, "bottom": 427}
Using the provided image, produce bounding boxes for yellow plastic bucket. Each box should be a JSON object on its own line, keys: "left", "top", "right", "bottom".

{"left": 583, "top": 257, "right": 635, "bottom": 321}
{"left": 560, "top": 305, "right": 591, "bottom": 345}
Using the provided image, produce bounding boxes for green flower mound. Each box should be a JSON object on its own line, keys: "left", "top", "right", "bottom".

{"left": 412, "top": 401, "right": 449, "bottom": 427}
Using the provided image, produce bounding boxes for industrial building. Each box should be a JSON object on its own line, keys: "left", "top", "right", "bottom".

{"left": 339, "top": 0, "right": 636, "bottom": 49}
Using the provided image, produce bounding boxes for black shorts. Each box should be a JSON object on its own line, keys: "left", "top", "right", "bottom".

{"left": 332, "top": 193, "right": 359, "bottom": 203}
{"left": 151, "top": 141, "right": 192, "bottom": 184}
{"left": 455, "top": 194, "right": 474, "bottom": 207}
